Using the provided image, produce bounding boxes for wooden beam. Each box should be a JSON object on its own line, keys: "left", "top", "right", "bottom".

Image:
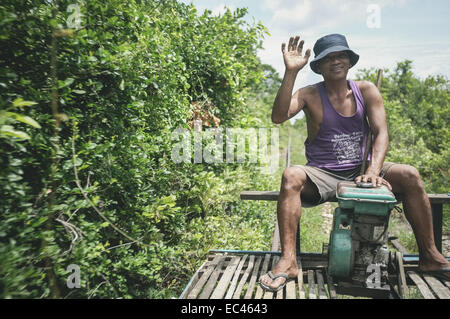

{"left": 396, "top": 252, "right": 409, "bottom": 299}
{"left": 325, "top": 269, "right": 337, "bottom": 299}
{"left": 241, "top": 190, "right": 449, "bottom": 204}
{"left": 240, "top": 191, "right": 281, "bottom": 201}
{"left": 233, "top": 255, "right": 255, "bottom": 299}
{"left": 307, "top": 270, "right": 317, "bottom": 299}
{"left": 297, "top": 257, "right": 305, "bottom": 299}
{"left": 406, "top": 271, "right": 436, "bottom": 299}
{"left": 225, "top": 255, "right": 248, "bottom": 299}
{"left": 431, "top": 202, "right": 443, "bottom": 253}
{"left": 428, "top": 194, "right": 450, "bottom": 204}
{"left": 388, "top": 234, "right": 409, "bottom": 254}
{"left": 211, "top": 256, "right": 241, "bottom": 299}
{"left": 243, "top": 255, "right": 262, "bottom": 299}
{"left": 263, "top": 256, "right": 278, "bottom": 299}
{"left": 316, "top": 270, "right": 328, "bottom": 299}
{"left": 198, "top": 256, "right": 227, "bottom": 299}
{"left": 271, "top": 222, "right": 280, "bottom": 251}
{"left": 181, "top": 258, "right": 211, "bottom": 299}
{"left": 422, "top": 274, "right": 450, "bottom": 299}
{"left": 254, "top": 254, "right": 271, "bottom": 299}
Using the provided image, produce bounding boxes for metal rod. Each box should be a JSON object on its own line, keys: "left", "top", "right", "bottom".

{"left": 208, "top": 250, "right": 449, "bottom": 261}
{"left": 402, "top": 254, "right": 450, "bottom": 262}
{"left": 360, "top": 69, "right": 383, "bottom": 176}
{"left": 208, "top": 249, "right": 324, "bottom": 257}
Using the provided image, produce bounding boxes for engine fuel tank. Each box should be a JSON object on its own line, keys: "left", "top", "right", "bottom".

{"left": 328, "top": 182, "right": 398, "bottom": 279}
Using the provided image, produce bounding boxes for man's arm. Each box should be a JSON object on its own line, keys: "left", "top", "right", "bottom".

{"left": 272, "top": 72, "right": 306, "bottom": 123}
{"left": 272, "top": 35, "right": 311, "bottom": 124}
{"left": 356, "top": 80, "right": 392, "bottom": 190}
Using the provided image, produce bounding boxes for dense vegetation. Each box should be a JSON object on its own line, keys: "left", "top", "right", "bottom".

{"left": 0, "top": 0, "right": 279, "bottom": 298}
{"left": 357, "top": 63, "right": 449, "bottom": 193}
{"left": 1, "top": 0, "right": 448, "bottom": 299}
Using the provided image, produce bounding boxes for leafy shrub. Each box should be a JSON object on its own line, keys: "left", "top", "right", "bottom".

{"left": 0, "top": 0, "right": 273, "bottom": 298}
{"left": 356, "top": 63, "right": 449, "bottom": 193}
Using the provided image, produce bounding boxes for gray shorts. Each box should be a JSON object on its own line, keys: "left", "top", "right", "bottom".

{"left": 294, "top": 162, "right": 397, "bottom": 207}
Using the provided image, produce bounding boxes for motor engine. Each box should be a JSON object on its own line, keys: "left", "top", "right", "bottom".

{"left": 328, "top": 181, "right": 397, "bottom": 288}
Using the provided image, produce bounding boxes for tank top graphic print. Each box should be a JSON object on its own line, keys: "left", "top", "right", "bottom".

{"left": 304, "top": 80, "right": 369, "bottom": 171}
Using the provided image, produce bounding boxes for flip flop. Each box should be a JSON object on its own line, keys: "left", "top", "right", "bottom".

{"left": 258, "top": 271, "right": 295, "bottom": 292}
{"left": 421, "top": 267, "right": 450, "bottom": 281}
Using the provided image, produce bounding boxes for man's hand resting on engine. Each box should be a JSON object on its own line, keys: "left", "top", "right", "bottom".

{"left": 355, "top": 172, "right": 392, "bottom": 190}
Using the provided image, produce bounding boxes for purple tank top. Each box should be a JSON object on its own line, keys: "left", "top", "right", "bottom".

{"left": 304, "top": 80, "right": 369, "bottom": 171}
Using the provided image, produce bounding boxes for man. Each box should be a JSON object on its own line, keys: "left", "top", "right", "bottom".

{"left": 259, "top": 34, "right": 450, "bottom": 292}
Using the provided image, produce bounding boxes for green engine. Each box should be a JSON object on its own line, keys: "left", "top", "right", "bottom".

{"left": 328, "top": 181, "right": 397, "bottom": 285}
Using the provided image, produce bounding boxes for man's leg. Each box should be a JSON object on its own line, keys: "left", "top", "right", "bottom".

{"left": 383, "top": 164, "right": 450, "bottom": 274}
{"left": 259, "top": 166, "right": 320, "bottom": 290}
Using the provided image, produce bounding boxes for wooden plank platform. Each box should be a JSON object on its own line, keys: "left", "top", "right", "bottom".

{"left": 181, "top": 252, "right": 450, "bottom": 299}
{"left": 403, "top": 269, "right": 450, "bottom": 299}
{"left": 185, "top": 190, "right": 450, "bottom": 299}
{"left": 180, "top": 253, "right": 334, "bottom": 299}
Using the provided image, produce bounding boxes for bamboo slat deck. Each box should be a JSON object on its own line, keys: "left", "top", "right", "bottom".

{"left": 180, "top": 252, "right": 450, "bottom": 299}
{"left": 180, "top": 191, "right": 450, "bottom": 299}
{"left": 181, "top": 253, "right": 337, "bottom": 300}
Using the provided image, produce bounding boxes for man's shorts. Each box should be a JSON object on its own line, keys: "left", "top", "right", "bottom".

{"left": 293, "top": 162, "right": 397, "bottom": 207}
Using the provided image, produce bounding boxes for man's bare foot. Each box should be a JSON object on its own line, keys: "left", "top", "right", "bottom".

{"left": 418, "top": 252, "right": 450, "bottom": 280}
{"left": 258, "top": 257, "right": 298, "bottom": 291}
{"left": 419, "top": 267, "right": 450, "bottom": 280}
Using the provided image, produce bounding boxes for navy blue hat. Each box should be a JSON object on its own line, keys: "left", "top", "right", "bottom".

{"left": 310, "top": 34, "right": 359, "bottom": 74}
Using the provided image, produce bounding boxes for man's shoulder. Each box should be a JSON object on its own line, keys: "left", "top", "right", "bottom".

{"left": 354, "top": 80, "right": 377, "bottom": 92}
{"left": 296, "top": 84, "right": 320, "bottom": 110}
{"left": 298, "top": 83, "right": 320, "bottom": 97}
{"left": 353, "top": 80, "right": 384, "bottom": 109}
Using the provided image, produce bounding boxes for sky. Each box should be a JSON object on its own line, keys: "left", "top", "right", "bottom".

{"left": 180, "top": 0, "right": 450, "bottom": 90}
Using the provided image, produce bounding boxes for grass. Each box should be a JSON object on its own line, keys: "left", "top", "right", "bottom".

{"left": 388, "top": 204, "right": 418, "bottom": 253}
{"left": 388, "top": 203, "right": 450, "bottom": 256}
{"left": 300, "top": 205, "right": 332, "bottom": 253}
{"left": 180, "top": 121, "right": 448, "bottom": 299}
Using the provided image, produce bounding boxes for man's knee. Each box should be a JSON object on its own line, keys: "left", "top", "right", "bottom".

{"left": 397, "top": 164, "right": 423, "bottom": 188}
{"left": 401, "top": 164, "right": 421, "bottom": 179}
{"left": 281, "top": 166, "right": 307, "bottom": 192}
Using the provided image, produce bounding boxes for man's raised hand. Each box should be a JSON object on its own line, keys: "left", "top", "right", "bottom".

{"left": 281, "top": 35, "right": 311, "bottom": 72}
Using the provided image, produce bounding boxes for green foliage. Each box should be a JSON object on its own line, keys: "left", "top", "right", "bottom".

{"left": 0, "top": 99, "right": 40, "bottom": 140}
{"left": 356, "top": 62, "right": 449, "bottom": 193}
{"left": 1, "top": 0, "right": 447, "bottom": 300}
{"left": 0, "top": 0, "right": 274, "bottom": 298}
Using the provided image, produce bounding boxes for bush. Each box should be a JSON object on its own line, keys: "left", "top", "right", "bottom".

{"left": 356, "top": 63, "right": 449, "bottom": 193}
{"left": 0, "top": 0, "right": 274, "bottom": 298}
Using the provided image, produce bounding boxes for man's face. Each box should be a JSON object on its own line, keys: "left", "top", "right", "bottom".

{"left": 318, "top": 51, "right": 350, "bottom": 78}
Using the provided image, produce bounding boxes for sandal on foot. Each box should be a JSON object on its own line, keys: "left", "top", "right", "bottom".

{"left": 258, "top": 271, "right": 295, "bottom": 292}
{"left": 421, "top": 267, "right": 450, "bottom": 281}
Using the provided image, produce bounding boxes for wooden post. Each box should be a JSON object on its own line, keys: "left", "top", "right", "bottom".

{"left": 431, "top": 203, "right": 443, "bottom": 253}
{"left": 361, "top": 69, "right": 383, "bottom": 175}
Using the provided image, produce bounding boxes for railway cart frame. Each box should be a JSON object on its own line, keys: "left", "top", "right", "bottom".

{"left": 180, "top": 193, "right": 450, "bottom": 299}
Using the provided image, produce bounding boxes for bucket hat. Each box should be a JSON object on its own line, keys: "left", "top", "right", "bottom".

{"left": 310, "top": 34, "right": 359, "bottom": 74}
